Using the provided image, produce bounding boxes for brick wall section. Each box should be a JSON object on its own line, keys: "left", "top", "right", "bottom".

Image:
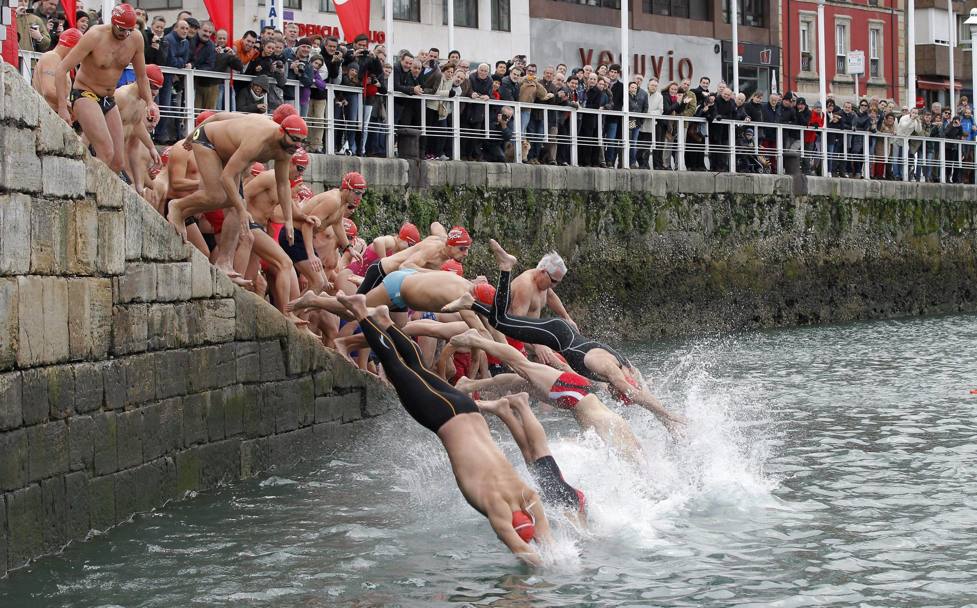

{"left": 0, "top": 64, "right": 393, "bottom": 577}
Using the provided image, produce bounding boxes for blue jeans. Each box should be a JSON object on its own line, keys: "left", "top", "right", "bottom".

{"left": 155, "top": 74, "right": 176, "bottom": 142}
{"left": 604, "top": 120, "right": 620, "bottom": 167}
{"left": 521, "top": 110, "right": 543, "bottom": 159}
{"left": 628, "top": 126, "right": 640, "bottom": 166}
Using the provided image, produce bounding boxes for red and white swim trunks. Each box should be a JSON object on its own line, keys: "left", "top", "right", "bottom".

{"left": 548, "top": 372, "right": 591, "bottom": 410}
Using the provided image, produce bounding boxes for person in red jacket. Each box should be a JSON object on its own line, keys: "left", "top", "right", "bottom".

{"left": 806, "top": 101, "right": 825, "bottom": 175}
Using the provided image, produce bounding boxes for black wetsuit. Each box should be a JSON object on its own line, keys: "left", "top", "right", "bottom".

{"left": 529, "top": 455, "right": 585, "bottom": 513}
{"left": 356, "top": 260, "right": 387, "bottom": 295}
{"left": 472, "top": 270, "right": 631, "bottom": 382}
{"left": 359, "top": 316, "right": 478, "bottom": 433}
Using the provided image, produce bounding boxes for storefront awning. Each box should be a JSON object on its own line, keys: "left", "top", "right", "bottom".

{"left": 917, "top": 78, "right": 963, "bottom": 91}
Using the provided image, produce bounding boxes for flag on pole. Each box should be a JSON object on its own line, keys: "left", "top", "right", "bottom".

{"left": 335, "top": 0, "right": 370, "bottom": 42}
{"left": 61, "top": 0, "right": 76, "bottom": 27}
{"left": 202, "top": 0, "right": 233, "bottom": 39}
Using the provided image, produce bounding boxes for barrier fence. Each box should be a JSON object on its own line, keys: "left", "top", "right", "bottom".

{"left": 19, "top": 51, "right": 977, "bottom": 184}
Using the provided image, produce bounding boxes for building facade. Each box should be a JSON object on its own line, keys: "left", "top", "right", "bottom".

{"left": 122, "top": 0, "right": 531, "bottom": 62}
{"left": 783, "top": 0, "right": 905, "bottom": 105}
{"left": 529, "top": 0, "right": 781, "bottom": 94}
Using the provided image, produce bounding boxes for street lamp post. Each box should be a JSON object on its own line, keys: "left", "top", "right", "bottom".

{"left": 817, "top": 0, "right": 827, "bottom": 112}
{"left": 908, "top": 0, "right": 916, "bottom": 108}
{"left": 965, "top": 8, "right": 977, "bottom": 107}
{"left": 731, "top": 0, "right": 739, "bottom": 92}
{"left": 948, "top": 0, "right": 956, "bottom": 111}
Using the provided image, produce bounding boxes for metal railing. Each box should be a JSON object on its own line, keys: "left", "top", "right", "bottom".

{"left": 18, "top": 50, "right": 977, "bottom": 184}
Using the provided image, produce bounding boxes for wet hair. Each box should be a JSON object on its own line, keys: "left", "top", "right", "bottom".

{"left": 536, "top": 252, "right": 567, "bottom": 277}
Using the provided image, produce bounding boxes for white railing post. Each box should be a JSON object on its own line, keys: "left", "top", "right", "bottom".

{"left": 677, "top": 117, "right": 687, "bottom": 171}
{"left": 184, "top": 69, "right": 196, "bottom": 136}
{"left": 776, "top": 126, "right": 784, "bottom": 174}
{"left": 513, "top": 101, "right": 523, "bottom": 164}
{"left": 863, "top": 133, "right": 870, "bottom": 180}
{"left": 570, "top": 106, "right": 579, "bottom": 167}
{"left": 728, "top": 121, "right": 736, "bottom": 173}
{"left": 325, "top": 86, "right": 336, "bottom": 156}
{"left": 940, "top": 141, "right": 947, "bottom": 183}
{"left": 821, "top": 129, "right": 828, "bottom": 177}
{"left": 452, "top": 98, "right": 461, "bottom": 161}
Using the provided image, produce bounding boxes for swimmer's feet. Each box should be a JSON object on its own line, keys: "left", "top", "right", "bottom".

{"left": 476, "top": 397, "right": 512, "bottom": 419}
{"left": 166, "top": 205, "right": 189, "bottom": 243}
{"left": 288, "top": 290, "right": 321, "bottom": 312}
{"left": 441, "top": 292, "right": 474, "bottom": 313}
{"left": 505, "top": 392, "right": 531, "bottom": 412}
{"left": 371, "top": 305, "right": 392, "bottom": 327}
{"left": 454, "top": 375, "right": 477, "bottom": 395}
{"left": 449, "top": 328, "right": 482, "bottom": 350}
{"left": 489, "top": 238, "right": 517, "bottom": 271}
{"left": 336, "top": 293, "right": 368, "bottom": 319}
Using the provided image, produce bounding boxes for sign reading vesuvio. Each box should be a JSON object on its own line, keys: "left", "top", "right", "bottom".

{"left": 530, "top": 18, "right": 721, "bottom": 83}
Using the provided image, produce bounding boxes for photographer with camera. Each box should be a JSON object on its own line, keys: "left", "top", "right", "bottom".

{"left": 482, "top": 105, "right": 514, "bottom": 162}
{"left": 15, "top": 0, "right": 51, "bottom": 52}
{"left": 143, "top": 16, "right": 169, "bottom": 66}
{"left": 284, "top": 37, "right": 315, "bottom": 115}
{"left": 343, "top": 34, "right": 384, "bottom": 154}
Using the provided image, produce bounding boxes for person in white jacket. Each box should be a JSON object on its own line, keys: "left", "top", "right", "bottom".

{"left": 638, "top": 77, "right": 664, "bottom": 169}
{"left": 894, "top": 107, "right": 921, "bottom": 180}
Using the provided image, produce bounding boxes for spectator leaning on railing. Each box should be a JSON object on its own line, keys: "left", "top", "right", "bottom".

{"left": 236, "top": 74, "right": 270, "bottom": 114}
{"left": 144, "top": 16, "right": 168, "bottom": 66}
{"left": 211, "top": 29, "right": 243, "bottom": 110}
{"left": 156, "top": 19, "right": 191, "bottom": 144}
{"left": 189, "top": 20, "right": 217, "bottom": 110}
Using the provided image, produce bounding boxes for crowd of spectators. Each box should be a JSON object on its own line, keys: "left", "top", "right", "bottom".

{"left": 10, "top": 1, "right": 977, "bottom": 183}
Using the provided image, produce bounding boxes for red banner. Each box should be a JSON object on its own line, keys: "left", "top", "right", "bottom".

{"left": 61, "top": 0, "right": 76, "bottom": 28}
{"left": 334, "top": 0, "right": 370, "bottom": 42}
{"left": 202, "top": 0, "right": 233, "bottom": 39}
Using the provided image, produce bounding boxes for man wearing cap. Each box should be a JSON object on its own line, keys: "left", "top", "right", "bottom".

{"left": 166, "top": 112, "right": 309, "bottom": 285}
{"left": 116, "top": 64, "right": 165, "bottom": 195}
{"left": 53, "top": 4, "right": 155, "bottom": 174}
{"left": 31, "top": 27, "right": 81, "bottom": 112}
{"left": 278, "top": 171, "right": 367, "bottom": 294}
{"left": 237, "top": 74, "right": 271, "bottom": 114}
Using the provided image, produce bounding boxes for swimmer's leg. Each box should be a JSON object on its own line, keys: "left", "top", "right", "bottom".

{"left": 507, "top": 392, "right": 552, "bottom": 462}
{"left": 477, "top": 395, "right": 533, "bottom": 464}
{"left": 455, "top": 373, "right": 533, "bottom": 400}
{"left": 451, "top": 330, "right": 561, "bottom": 396}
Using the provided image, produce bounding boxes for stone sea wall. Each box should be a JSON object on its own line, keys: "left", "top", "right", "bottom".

{"left": 0, "top": 64, "right": 392, "bottom": 577}
{"left": 308, "top": 157, "right": 977, "bottom": 340}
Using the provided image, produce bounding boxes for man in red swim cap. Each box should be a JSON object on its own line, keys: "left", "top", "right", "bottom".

{"left": 32, "top": 27, "right": 82, "bottom": 112}
{"left": 335, "top": 294, "right": 552, "bottom": 565}
{"left": 115, "top": 64, "right": 165, "bottom": 195}
{"left": 54, "top": 4, "right": 155, "bottom": 175}
{"left": 166, "top": 112, "right": 309, "bottom": 286}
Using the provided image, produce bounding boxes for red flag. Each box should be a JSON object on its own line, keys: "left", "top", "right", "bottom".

{"left": 202, "top": 0, "right": 233, "bottom": 39}
{"left": 334, "top": 0, "right": 370, "bottom": 42}
{"left": 61, "top": 0, "right": 76, "bottom": 28}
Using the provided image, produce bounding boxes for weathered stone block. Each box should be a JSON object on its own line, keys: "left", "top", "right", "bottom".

{"left": 205, "top": 389, "right": 225, "bottom": 441}
{"left": 270, "top": 382, "right": 299, "bottom": 433}
{"left": 221, "top": 384, "right": 248, "bottom": 438}
{"left": 40, "top": 475, "right": 68, "bottom": 553}
{"left": 95, "top": 210, "right": 125, "bottom": 275}
{"left": 27, "top": 421, "right": 69, "bottom": 482}
{"left": 64, "top": 471, "right": 90, "bottom": 541}
{"left": 213, "top": 270, "right": 236, "bottom": 298}
{"left": 0, "top": 428, "right": 28, "bottom": 491}
{"left": 42, "top": 156, "right": 87, "bottom": 198}
{"left": 46, "top": 364, "right": 75, "bottom": 419}
{"left": 187, "top": 346, "right": 217, "bottom": 393}
{"left": 254, "top": 297, "right": 287, "bottom": 339}
{"left": 147, "top": 302, "right": 190, "bottom": 350}
{"left": 158, "top": 397, "right": 183, "bottom": 456}
{"left": 0, "top": 371, "right": 22, "bottom": 430}
{"left": 100, "top": 360, "right": 126, "bottom": 410}
{"left": 0, "top": 127, "right": 42, "bottom": 193}
{"left": 88, "top": 474, "right": 115, "bottom": 530}
{"left": 125, "top": 353, "right": 157, "bottom": 405}
{"left": 259, "top": 340, "right": 286, "bottom": 382}
{"left": 111, "top": 304, "right": 148, "bottom": 356}
{"left": 189, "top": 249, "right": 214, "bottom": 299}
{"left": 35, "top": 105, "right": 70, "bottom": 155}
{"left": 242, "top": 389, "right": 274, "bottom": 438}
{"left": 67, "top": 278, "right": 112, "bottom": 360}
{"left": 67, "top": 198, "right": 99, "bottom": 274}
{"left": 142, "top": 202, "right": 189, "bottom": 262}
{"left": 175, "top": 449, "right": 201, "bottom": 494}
{"left": 73, "top": 362, "right": 103, "bottom": 415}
{"left": 68, "top": 415, "right": 94, "bottom": 472}
{"left": 155, "top": 349, "right": 189, "bottom": 399}
{"left": 21, "top": 367, "right": 49, "bottom": 426}
{"left": 315, "top": 393, "right": 362, "bottom": 424}
{"left": 0, "top": 279, "right": 16, "bottom": 371}
{"left": 86, "top": 155, "right": 124, "bottom": 209}
{"left": 17, "top": 276, "right": 69, "bottom": 367}
{"left": 116, "top": 409, "right": 143, "bottom": 470}
{"left": 214, "top": 343, "right": 237, "bottom": 389}
{"left": 197, "top": 438, "right": 242, "bottom": 488}
{"left": 296, "top": 377, "right": 315, "bottom": 427}
{"left": 156, "top": 262, "right": 192, "bottom": 301}
{"left": 123, "top": 194, "right": 144, "bottom": 261}
{"left": 0, "top": 193, "right": 32, "bottom": 275}
{"left": 5, "top": 484, "right": 42, "bottom": 570}
{"left": 92, "top": 412, "right": 118, "bottom": 475}
{"left": 313, "top": 368, "right": 335, "bottom": 397}
{"left": 113, "top": 263, "right": 157, "bottom": 304}
{"left": 233, "top": 290, "right": 258, "bottom": 340}
{"left": 191, "top": 298, "right": 236, "bottom": 344}
{"left": 30, "top": 197, "right": 69, "bottom": 274}
{"left": 235, "top": 342, "right": 260, "bottom": 383}
{"left": 113, "top": 463, "right": 155, "bottom": 517}
{"left": 182, "top": 392, "right": 209, "bottom": 447}
{"left": 284, "top": 324, "right": 314, "bottom": 376}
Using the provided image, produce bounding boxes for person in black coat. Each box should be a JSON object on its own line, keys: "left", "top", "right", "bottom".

{"left": 578, "top": 73, "right": 604, "bottom": 167}
{"left": 482, "top": 106, "right": 514, "bottom": 162}
{"left": 144, "top": 16, "right": 169, "bottom": 67}
{"left": 707, "top": 88, "right": 737, "bottom": 171}
{"left": 849, "top": 99, "right": 874, "bottom": 176}
{"left": 464, "top": 64, "right": 493, "bottom": 160}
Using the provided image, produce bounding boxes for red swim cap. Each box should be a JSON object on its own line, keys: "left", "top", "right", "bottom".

{"left": 250, "top": 162, "right": 266, "bottom": 176}
{"left": 57, "top": 28, "right": 82, "bottom": 48}
{"left": 343, "top": 218, "right": 358, "bottom": 239}
{"left": 160, "top": 146, "right": 171, "bottom": 165}
{"left": 446, "top": 226, "right": 472, "bottom": 247}
{"left": 195, "top": 110, "right": 216, "bottom": 127}
{"left": 296, "top": 184, "right": 314, "bottom": 201}
{"left": 145, "top": 64, "right": 164, "bottom": 88}
{"left": 280, "top": 114, "right": 309, "bottom": 137}
{"left": 111, "top": 3, "right": 137, "bottom": 29}
{"left": 512, "top": 510, "right": 535, "bottom": 543}
{"left": 272, "top": 103, "right": 298, "bottom": 124}
{"left": 291, "top": 147, "right": 310, "bottom": 167}
{"left": 399, "top": 222, "right": 421, "bottom": 246}
{"left": 341, "top": 171, "right": 367, "bottom": 191}
{"left": 441, "top": 259, "right": 464, "bottom": 276}
{"left": 473, "top": 283, "right": 496, "bottom": 306}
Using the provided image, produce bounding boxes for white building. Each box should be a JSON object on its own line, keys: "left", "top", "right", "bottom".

{"left": 112, "top": 0, "right": 530, "bottom": 63}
